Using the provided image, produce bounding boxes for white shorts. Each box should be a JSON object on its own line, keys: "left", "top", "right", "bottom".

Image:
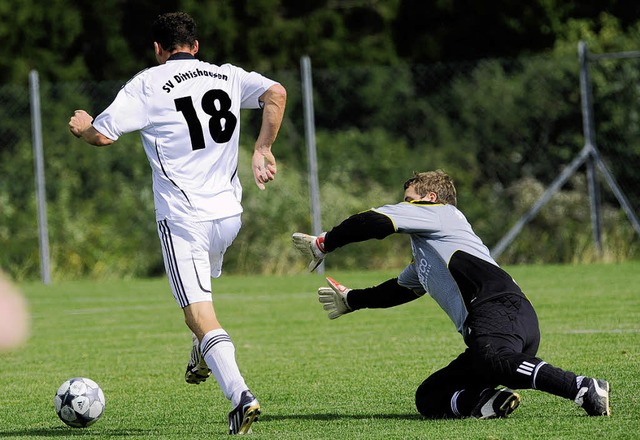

{"left": 157, "top": 215, "right": 241, "bottom": 308}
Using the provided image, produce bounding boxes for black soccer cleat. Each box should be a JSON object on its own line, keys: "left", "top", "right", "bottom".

{"left": 228, "top": 390, "right": 261, "bottom": 435}
{"left": 575, "top": 378, "right": 611, "bottom": 416}
{"left": 471, "top": 387, "right": 521, "bottom": 419}
{"left": 185, "top": 334, "right": 211, "bottom": 384}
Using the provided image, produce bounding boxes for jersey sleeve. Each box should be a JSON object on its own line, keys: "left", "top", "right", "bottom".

{"left": 347, "top": 278, "right": 424, "bottom": 310}
{"left": 373, "top": 202, "right": 443, "bottom": 234}
{"left": 230, "top": 65, "right": 279, "bottom": 109}
{"left": 323, "top": 209, "right": 395, "bottom": 252}
{"left": 92, "top": 75, "right": 150, "bottom": 140}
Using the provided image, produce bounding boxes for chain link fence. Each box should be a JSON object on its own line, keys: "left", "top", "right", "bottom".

{"left": 1, "top": 47, "right": 639, "bottom": 280}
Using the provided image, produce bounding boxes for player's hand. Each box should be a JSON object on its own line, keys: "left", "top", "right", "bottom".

{"left": 292, "top": 232, "right": 326, "bottom": 272}
{"left": 252, "top": 148, "right": 277, "bottom": 190}
{"left": 318, "top": 277, "right": 352, "bottom": 319}
{"left": 69, "top": 110, "right": 93, "bottom": 138}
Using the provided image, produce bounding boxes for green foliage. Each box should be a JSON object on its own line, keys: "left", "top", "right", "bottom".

{"left": 187, "top": 0, "right": 400, "bottom": 71}
{"left": 7, "top": 1, "right": 640, "bottom": 84}
{"left": 551, "top": 14, "right": 640, "bottom": 210}
{"left": 2, "top": 12, "right": 640, "bottom": 280}
{"left": 0, "top": 0, "right": 87, "bottom": 84}
{"left": 227, "top": 141, "right": 411, "bottom": 275}
{"left": 0, "top": 79, "right": 162, "bottom": 281}
{"left": 500, "top": 176, "right": 638, "bottom": 264}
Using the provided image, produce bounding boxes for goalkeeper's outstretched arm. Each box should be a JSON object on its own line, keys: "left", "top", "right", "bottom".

{"left": 323, "top": 210, "right": 395, "bottom": 252}
{"left": 293, "top": 210, "right": 395, "bottom": 272}
{"left": 347, "top": 278, "right": 424, "bottom": 310}
{"left": 319, "top": 277, "right": 423, "bottom": 320}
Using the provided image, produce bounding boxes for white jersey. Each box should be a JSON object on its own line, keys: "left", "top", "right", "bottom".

{"left": 93, "top": 53, "right": 278, "bottom": 221}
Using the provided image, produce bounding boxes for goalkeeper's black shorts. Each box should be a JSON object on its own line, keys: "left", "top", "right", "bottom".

{"left": 415, "top": 294, "right": 542, "bottom": 418}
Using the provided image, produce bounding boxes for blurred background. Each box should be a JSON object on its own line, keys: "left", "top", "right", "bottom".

{"left": 1, "top": 0, "right": 639, "bottom": 281}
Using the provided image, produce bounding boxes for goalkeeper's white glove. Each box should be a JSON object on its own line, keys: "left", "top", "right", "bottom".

{"left": 318, "top": 277, "right": 353, "bottom": 320}
{"left": 292, "top": 232, "right": 327, "bottom": 272}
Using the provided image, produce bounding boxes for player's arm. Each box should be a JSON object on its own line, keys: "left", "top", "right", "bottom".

{"left": 68, "top": 110, "right": 114, "bottom": 146}
{"left": 252, "top": 83, "right": 287, "bottom": 190}
{"left": 348, "top": 278, "right": 423, "bottom": 309}
{"left": 324, "top": 210, "right": 395, "bottom": 251}
{"left": 292, "top": 210, "right": 395, "bottom": 271}
{"left": 319, "top": 277, "right": 423, "bottom": 319}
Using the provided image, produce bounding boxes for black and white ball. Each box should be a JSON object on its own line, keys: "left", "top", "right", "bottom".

{"left": 54, "top": 377, "right": 105, "bottom": 427}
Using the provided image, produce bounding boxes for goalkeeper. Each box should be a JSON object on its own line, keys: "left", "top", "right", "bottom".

{"left": 293, "top": 170, "right": 610, "bottom": 419}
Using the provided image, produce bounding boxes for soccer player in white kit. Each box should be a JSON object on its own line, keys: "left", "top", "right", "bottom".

{"left": 69, "top": 12, "right": 286, "bottom": 435}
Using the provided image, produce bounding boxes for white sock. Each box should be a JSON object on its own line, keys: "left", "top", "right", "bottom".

{"left": 200, "top": 328, "right": 248, "bottom": 407}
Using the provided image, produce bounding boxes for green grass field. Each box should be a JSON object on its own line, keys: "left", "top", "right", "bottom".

{"left": 1, "top": 262, "right": 638, "bottom": 439}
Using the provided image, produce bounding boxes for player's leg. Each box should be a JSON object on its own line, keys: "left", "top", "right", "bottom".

{"left": 184, "top": 301, "right": 260, "bottom": 434}
{"left": 204, "top": 215, "right": 261, "bottom": 433}
{"left": 185, "top": 331, "right": 210, "bottom": 384}
{"left": 183, "top": 302, "right": 251, "bottom": 404}
{"left": 157, "top": 217, "right": 260, "bottom": 433}
{"left": 414, "top": 350, "right": 515, "bottom": 418}
{"left": 415, "top": 353, "right": 465, "bottom": 418}
{"left": 467, "top": 295, "right": 610, "bottom": 416}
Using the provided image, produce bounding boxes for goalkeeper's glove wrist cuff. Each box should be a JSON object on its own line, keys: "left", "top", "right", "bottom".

{"left": 315, "top": 234, "right": 327, "bottom": 254}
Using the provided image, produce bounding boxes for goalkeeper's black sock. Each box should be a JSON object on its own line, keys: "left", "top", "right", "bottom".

{"left": 452, "top": 388, "right": 484, "bottom": 417}
{"left": 533, "top": 362, "right": 579, "bottom": 399}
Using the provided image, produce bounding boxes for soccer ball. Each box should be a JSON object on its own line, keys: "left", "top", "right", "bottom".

{"left": 54, "top": 377, "right": 105, "bottom": 427}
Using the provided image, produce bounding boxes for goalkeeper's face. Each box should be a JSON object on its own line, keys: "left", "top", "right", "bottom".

{"left": 404, "top": 184, "right": 437, "bottom": 203}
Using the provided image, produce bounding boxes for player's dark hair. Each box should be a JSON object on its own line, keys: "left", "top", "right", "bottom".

{"left": 404, "top": 170, "right": 457, "bottom": 206}
{"left": 152, "top": 12, "right": 197, "bottom": 52}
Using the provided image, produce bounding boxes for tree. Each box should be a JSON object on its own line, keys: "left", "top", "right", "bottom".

{"left": 0, "top": 0, "right": 86, "bottom": 83}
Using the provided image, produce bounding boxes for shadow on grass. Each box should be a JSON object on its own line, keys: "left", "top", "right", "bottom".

{"left": 263, "top": 413, "right": 424, "bottom": 421}
{"left": 0, "top": 426, "right": 148, "bottom": 437}
{"left": 0, "top": 415, "right": 423, "bottom": 437}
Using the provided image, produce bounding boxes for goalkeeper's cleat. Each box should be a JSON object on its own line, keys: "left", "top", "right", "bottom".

{"left": 471, "top": 387, "right": 521, "bottom": 419}
{"left": 318, "top": 277, "right": 353, "bottom": 319}
{"left": 185, "top": 334, "right": 211, "bottom": 384}
{"left": 574, "top": 378, "right": 611, "bottom": 416}
{"left": 228, "top": 390, "right": 261, "bottom": 435}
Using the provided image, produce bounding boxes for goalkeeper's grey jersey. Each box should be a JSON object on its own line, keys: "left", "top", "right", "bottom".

{"left": 93, "top": 53, "right": 278, "bottom": 222}
{"left": 373, "top": 201, "right": 523, "bottom": 333}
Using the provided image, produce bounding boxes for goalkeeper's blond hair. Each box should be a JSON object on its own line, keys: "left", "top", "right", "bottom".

{"left": 403, "top": 170, "right": 457, "bottom": 206}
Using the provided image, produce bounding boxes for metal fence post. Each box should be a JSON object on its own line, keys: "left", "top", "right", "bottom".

{"left": 578, "top": 41, "right": 603, "bottom": 255}
{"left": 578, "top": 42, "right": 640, "bottom": 244}
{"left": 29, "top": 70, "right": 51, "bottom": 284}
{"left": 300, "top": 55, "right": 324, "bottom": 273}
